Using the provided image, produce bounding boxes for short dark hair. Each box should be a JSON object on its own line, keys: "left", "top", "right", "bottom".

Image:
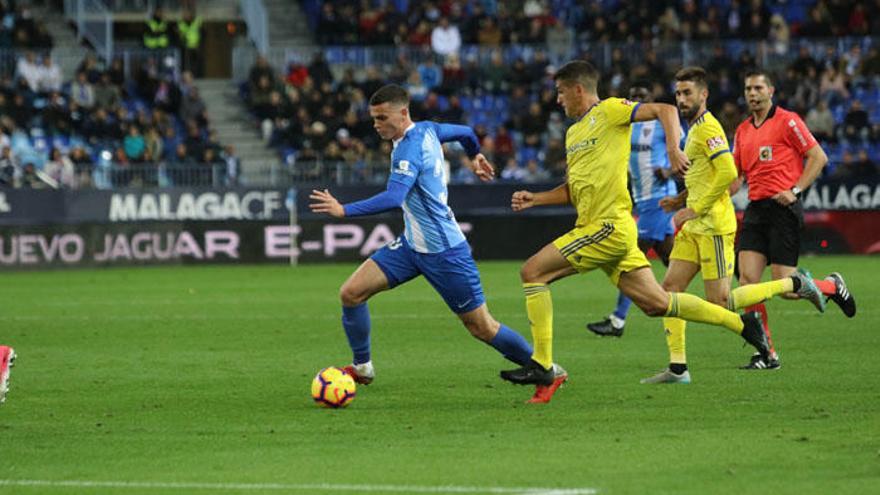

{"left": 630, "top": 80, "right": 652, "bottom": 91}
{"left": 369, "top": 84, "right": 410, "bottom": 107}
{"left": 744, "top": 69, "right": 774, "bottom": 87}
{"left": 674, "top": 66, "right": 708, "bottom": 89}
{"left": 554, "top": 60, "right": 599, "bottom": 93}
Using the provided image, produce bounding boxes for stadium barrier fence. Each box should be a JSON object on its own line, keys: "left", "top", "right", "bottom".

{"left": 231, "top": 36, "right": 879, "bottom": 81}
{"left": 0, "top": 180, "right": 877, "bottom": 268}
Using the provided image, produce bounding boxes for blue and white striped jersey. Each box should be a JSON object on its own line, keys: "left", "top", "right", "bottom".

{"left": 389, "top": 121, "right": 476, "bottom": 253}
{"left": 629, "top": 120, "right": 677, "bottom": 204}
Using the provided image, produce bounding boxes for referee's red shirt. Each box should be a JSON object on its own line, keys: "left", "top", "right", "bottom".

{"left": 733, "top": 105, "right": 818, "bottom": 201}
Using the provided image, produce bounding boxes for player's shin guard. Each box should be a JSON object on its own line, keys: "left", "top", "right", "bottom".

{"left": 729, "top": 279, "right": 793, "bottom": 310}
{"left": 745, "top": 303, "right": 775, "bottom": 355}
{"left": 664, "top": 317, "right": 687, "bottom": 364}
{"left": 524, "top": 283, "right": 553, "bottom": 370}
{"left": 666, "top": 292, "right": 745, "bottom": 334}
{"left": 489, "top": 324, "right": 534, "bottom": 366}
{"left": 342, "top": 303, "right": 371, "bottom": 365}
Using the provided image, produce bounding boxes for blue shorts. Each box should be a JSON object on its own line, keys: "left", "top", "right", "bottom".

{"left": 370, "top": 237, "right": 485, "bottom": 314}
{"left": 636, "top": 198, "right": 674, "bottom": 242}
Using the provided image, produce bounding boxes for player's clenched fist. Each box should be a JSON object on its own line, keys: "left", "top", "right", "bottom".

{"left": 511, "top": 190, "right": 535, "bottom": 211}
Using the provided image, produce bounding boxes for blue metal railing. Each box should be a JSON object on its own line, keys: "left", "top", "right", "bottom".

{"left": 64, "top": 0, "right": 114, "bottom": 62}
{"left": 240, "top": 0, "right": 268, "bottom": 55}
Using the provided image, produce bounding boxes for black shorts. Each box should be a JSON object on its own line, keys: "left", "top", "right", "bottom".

{"left": 737, "top": 198, "right": 803, "bottom": 267}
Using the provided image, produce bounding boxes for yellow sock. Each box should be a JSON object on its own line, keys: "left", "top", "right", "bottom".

{"left": 524, "top": 283, "right": 552, "bottom": 369}
{"left": 666, "top": 292, "right": 744, "bottom": 334}
{"left": 664, "top": 317, "right": 687, "bottom": 364}
{"left": 729, "top": 279, "right": 794, "bottom": 310}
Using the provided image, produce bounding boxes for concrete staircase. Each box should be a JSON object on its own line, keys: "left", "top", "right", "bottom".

{"left": 193, "top": 78, "right": 280, "bottom": 184}
{"left": 31, "top": 3, "right": 87, "bottom": 79}
{"left": 263, "top": 0, "right": 314, "bottom": 46}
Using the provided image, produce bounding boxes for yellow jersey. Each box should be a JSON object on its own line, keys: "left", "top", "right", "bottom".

{"left": 566, "top": 97, "right": 638, "bottom": 227}
{"left": 682, "top": 111, "right": 738, "bottom": 235}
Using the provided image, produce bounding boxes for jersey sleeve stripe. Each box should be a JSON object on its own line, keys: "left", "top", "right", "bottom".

{"left": 629, "top": 102, "right": 642, "bottom": 123}
{"left": 709, "top": 149, "right": 731, "bottom": 160}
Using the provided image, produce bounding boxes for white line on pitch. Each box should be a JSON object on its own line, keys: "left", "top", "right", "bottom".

{"left": 0, "top": 479, "right": 598, "bottom": 495}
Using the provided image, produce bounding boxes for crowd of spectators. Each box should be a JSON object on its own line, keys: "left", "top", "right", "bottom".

{"left": 240, "top": 1, "right": 880, "bottom": 185}
{"left": 3, "top": 0, "right": 879, "bottom": 190}
{"left": 306, "top": 0, "right": 880, "bottom": 50}
{"left": 0, "top": 1, "right": 53, "bottom": 51}
{"left": 0, "top": 50, "right": 238, "bottom": 189}
{"left": 244, "top": 39, "right": 880, "bottom": 184}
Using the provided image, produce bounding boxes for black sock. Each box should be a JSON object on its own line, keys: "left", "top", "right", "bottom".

{"left": 790, "top": 275, "right": 802, "bottom": 292}
{"left": 670, "top": 363, "right": 688, "bottom": 374}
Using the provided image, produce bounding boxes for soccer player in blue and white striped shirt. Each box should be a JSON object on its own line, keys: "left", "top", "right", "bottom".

{"left": 586, "top": 84, "right": 678, "bottom": 337}
{"left": 310, "top": 85, "right": 563, "bottom": 399}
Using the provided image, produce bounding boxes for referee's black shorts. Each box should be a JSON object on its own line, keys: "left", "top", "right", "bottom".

{"left": 737, "top": 198, "right": 804, "bottom": 267}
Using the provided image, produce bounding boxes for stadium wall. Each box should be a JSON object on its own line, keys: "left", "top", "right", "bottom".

{"left": 0, "top": 181, "right": 878, "bottom": 268}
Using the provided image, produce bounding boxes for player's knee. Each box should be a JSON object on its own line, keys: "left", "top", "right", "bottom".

{"left": 339, "top": 284, "right": 366, "bottom": 306}
{"left": 520, "top": 263, "right": 540, "bottom": 283}
{"left": 464, "top": 321, "right": 493, "bottom": 342}
{"left": 461, "top": 316, "right": 497, "bottom": 342}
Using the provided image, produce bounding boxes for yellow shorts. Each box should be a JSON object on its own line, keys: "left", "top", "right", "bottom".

{"left": 670, "top": 230, "right": 735, "bottom": 280}
{"left": 553, "top": 221, "right": 651, "bottom": 286}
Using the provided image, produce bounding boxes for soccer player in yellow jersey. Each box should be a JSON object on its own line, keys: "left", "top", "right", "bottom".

{"left": 498, "top": 60, "right": 773, "bottom": 403}
{"left": 641, "top": 67, "right": 826, "bottom": 384}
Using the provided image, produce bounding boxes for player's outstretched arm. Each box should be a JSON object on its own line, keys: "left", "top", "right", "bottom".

{"left": 309, "top": 181, "right": 411, "bottom": 218}
{"left": 309, "top": 189, "right": 345, "bottom": 217}
{"left": 633, "top": 103, "right": 690, "bottom": 175}
{"left": 511, "top": 182, "right": 570, "bottom": 211}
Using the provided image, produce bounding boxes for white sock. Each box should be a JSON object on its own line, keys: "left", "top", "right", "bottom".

{"left": 609, "top": 314, "right": 625, "bottom": 329}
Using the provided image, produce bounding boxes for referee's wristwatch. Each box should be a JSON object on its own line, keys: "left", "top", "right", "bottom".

{"left": 790, "top": 185, "right": 802, "bottom": 197}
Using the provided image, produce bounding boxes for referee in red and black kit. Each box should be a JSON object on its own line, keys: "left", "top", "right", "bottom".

{"left": 731, "top": 69, "right": 856, "bottom": 370}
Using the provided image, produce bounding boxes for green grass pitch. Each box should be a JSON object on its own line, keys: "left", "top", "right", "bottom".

{"left": 0, "top": 256, "right": 878, "bottom": 494}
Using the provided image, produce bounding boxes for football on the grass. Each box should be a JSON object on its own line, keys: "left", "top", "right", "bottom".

{"left": 311, "top": 366, "right": 356, "bottom": 408}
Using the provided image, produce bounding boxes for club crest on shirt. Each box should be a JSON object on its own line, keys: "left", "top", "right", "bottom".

{"left": 642, "top": 127, "right": 652, "bottom": 138}
{"left": 759, "top": 146, "right": 772, "bottom": 161}
{"left": 706, "top": 136, "right": 725, "bottom": 151}
{"left": 393, "top": 159, "right": 415, "bottom": 177}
